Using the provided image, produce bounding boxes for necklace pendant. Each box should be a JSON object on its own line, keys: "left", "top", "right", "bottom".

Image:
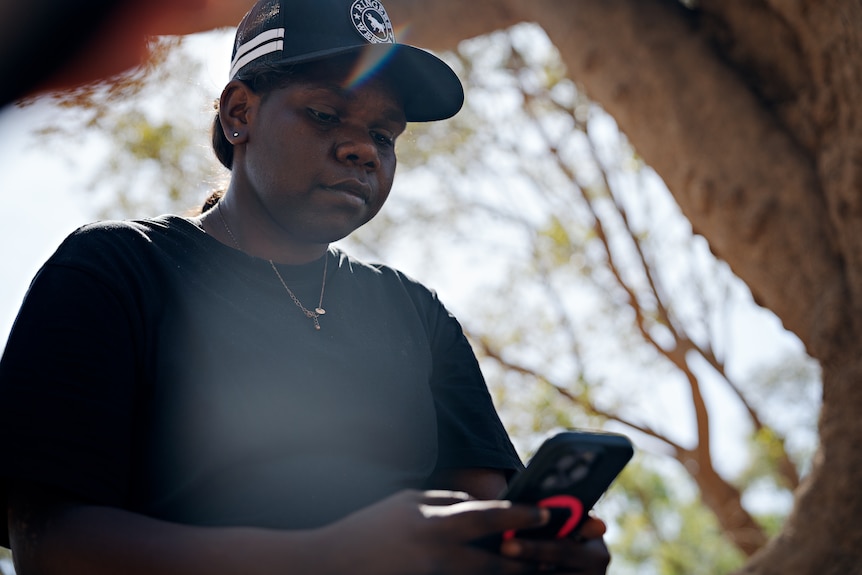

{"left": 267, "top": 256, "right": 328, "bottom": 332}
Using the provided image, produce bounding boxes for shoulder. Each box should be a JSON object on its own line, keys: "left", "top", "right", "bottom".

{"left": 60, "top": 215, "right": 199, "bottom": 250}
{"left": 51, "top": 215, "right": 205, "bottom": 266}
{"left": 333, "top": 248, "right": 441, "bottom": 303}
{"left": 331, "top": 248, "right": 462, "bottom": 338}
{"left": 333, "top": 248, "right": 431, "bottom": 289}
{"left": 34, "top": 216, "right": 210, "bottom": 300}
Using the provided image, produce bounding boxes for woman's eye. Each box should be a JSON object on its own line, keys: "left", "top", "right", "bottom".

{"left": 309, "top": 108, "right": 338, "bottom": 124}
{"left": 373, "top": 132, "right": 394, "bottom": 147}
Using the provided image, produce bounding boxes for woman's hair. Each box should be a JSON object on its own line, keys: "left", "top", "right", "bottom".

{"left": 199, "top": 189, "right": 224, "bottom": 214}
{"left": 211, "top": 62, "right": 302, "bottom": 170}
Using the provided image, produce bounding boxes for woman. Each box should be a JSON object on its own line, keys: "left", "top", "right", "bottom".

{"left": 0, "top": 0, "right": 611, "bottom": 572}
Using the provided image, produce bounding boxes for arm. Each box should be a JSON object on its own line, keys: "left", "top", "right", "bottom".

{"left": 7, "top": 480, "right": 551, "bottom": 575}
{"left": 7, "top": 480, "right": 319, "bottom": 575}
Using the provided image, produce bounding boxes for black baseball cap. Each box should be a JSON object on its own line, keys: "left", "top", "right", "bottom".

{"left": 228, "top": 0, "right": 464, "bottom": 122}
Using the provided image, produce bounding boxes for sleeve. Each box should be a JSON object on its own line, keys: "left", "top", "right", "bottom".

{"left": 426, "top": 301, "right": 524, "bottom": 477}
{"left": 0, "top": 244, "right": 142, "bottom": 523}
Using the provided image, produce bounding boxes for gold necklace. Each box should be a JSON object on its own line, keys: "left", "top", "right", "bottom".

{"left": 216, "top": 201, "right": 328, "bottom": 331}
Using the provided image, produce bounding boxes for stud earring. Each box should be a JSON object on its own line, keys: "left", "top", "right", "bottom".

{"left": 232, "top": 132, "right": 240, "bottom": 138}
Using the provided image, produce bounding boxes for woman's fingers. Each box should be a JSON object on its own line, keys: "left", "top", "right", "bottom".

{"left": 421, "top": 498, "right": 551, "bottom": 542}
{"left": 417, "top": 489, "right": 475, "bottom": 506}
{"left": 500, "top": 536, "right": 611, "bottom": 574}
{"left": 578, "top": 516, "right": 607, "bottom": 540}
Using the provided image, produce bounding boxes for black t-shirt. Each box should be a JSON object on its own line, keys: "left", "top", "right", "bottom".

{"left": 0, "top": 216, "right": 522, "bottom": 538}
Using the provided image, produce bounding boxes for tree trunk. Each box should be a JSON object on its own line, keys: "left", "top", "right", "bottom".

{"left": 386, "top": 0, "right": 862, "bottom": 572}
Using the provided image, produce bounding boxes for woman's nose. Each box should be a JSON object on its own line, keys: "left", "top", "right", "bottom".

{"left": 334, "top": 133, "right": 380, "bottom": 170}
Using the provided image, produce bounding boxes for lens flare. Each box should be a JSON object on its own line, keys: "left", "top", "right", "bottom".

{"left": 341, "top": 23, "right": 411, "bottom": 89}
{"left": 341, "top": 45, "right": 397, "bottom": 89}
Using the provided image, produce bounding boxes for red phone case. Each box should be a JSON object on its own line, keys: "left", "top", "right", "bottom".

{"left": 502, "top": 430, "right": 633, "bottom": 540}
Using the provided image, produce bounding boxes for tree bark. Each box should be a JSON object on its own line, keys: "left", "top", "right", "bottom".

{"left": 386, "top": 0, "right": 862, "bottom": 572}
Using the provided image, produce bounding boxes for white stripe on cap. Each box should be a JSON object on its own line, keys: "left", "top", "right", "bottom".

{"left": 229, "top": 27, "right": 286, "bottom": 78}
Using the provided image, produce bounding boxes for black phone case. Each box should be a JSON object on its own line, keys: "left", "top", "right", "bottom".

{"left": 501, "top": 430, "right": 634, "bottom": 540}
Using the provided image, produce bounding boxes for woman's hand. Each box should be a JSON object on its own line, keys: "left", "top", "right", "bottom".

{"left": 318, "top": 489, "right": 554, "bottom": 575}
{"left": 499, "top": 516, "right": 611, "bottom": 574}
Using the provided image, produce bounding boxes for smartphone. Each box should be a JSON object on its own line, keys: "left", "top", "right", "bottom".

{"left": 501, "top": 430, "right": 634, "bottom": 540}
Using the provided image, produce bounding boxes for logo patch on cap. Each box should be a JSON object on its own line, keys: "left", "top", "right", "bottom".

{"left": 350, "top": 0, "right": 394, "bottom": 44}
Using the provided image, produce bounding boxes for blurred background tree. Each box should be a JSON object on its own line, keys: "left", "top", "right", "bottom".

{"left": 17, "top": 36, "right": 219, "bottom": 219}
{"left": 6, "top": 24, "right": 819, "bottom": 575}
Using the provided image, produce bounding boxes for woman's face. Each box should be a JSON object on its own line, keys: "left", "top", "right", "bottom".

{"left": 235, "top": 60, "right": 407, "bottom": 247}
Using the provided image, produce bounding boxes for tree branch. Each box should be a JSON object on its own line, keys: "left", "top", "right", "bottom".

{"left": 470, "top": 333, "right": 688, "bottom": 455}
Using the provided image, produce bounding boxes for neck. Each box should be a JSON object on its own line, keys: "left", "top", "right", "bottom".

{"left": 202, "top": 194, "right": 330, "bottom": 265}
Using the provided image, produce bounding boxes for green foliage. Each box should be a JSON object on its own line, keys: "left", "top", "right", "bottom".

{"left": 610, "top": 460, "right": 746, "bottom": 574}
{"left": 538, "top": 216, "right": 579, "bottom": 266}
{"left": 100, "top": 109, "right": 214, "bottom": 217}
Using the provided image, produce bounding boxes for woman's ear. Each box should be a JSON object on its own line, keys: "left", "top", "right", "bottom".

{"left": 219, "top": 80, "right": 257, "bottom": 144}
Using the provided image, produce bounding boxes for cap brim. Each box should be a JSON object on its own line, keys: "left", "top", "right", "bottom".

{"left": 382, "top": 44, "right": 465, "bottom": 122}
{"left": 240, "top": 43, "right": 463, "bottom": 122}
